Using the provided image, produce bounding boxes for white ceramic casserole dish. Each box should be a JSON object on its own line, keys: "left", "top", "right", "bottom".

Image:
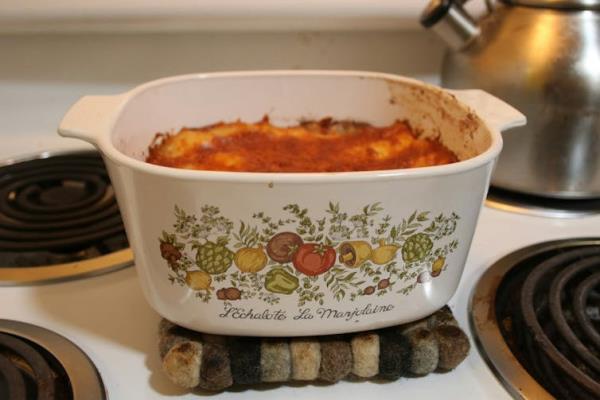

{"left": 58, "top": 70, "right": 525, "bottom": 336}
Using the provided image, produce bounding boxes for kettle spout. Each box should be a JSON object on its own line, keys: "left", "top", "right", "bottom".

{"left": 421, "top": 0, "right": 480, "bottom": 50}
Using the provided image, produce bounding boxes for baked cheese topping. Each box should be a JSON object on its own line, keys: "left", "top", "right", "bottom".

{"left": 146, "top": 118, "right": 457, "bottom": 172}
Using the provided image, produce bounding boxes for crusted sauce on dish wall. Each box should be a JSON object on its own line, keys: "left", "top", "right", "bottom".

{"left": 146, "top": 117, "right": 458, "bottom": 172}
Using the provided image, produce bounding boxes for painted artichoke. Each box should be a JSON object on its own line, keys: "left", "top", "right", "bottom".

{"left": 195, "top": 238, "right": 234, "bottom": 274}
{"left": 402, "top": 233, "right": 433, "bottom": 262}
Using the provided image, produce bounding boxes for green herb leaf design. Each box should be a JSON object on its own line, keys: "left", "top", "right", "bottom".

{"left": 160, "top": 203, "right": 462, "bottom": 306}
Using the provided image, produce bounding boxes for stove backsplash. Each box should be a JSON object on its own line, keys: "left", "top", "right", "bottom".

{"left": 0, "top": 31, "right": 442, "bottom": 158}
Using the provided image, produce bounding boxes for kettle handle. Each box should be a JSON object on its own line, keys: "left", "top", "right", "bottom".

{"left": 420, "top": 0, "right": 481, "bottom": 50}
{"left": 449, "top": 89, "right": 527, "bottom": 132}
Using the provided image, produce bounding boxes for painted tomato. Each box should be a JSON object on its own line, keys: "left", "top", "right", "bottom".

{"left": 293, "top": 243, "right": 336, "bottom": 276}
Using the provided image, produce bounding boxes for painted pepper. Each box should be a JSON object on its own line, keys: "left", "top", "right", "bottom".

{"left": 264, "top": 268, "right": 299, "bottom": 294}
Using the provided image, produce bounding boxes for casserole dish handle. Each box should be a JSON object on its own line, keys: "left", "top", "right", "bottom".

{"left": 58, "top": 95, "right": 123, "bottom": 144}
{"left": 448, "top": 89, "right": 526, "bottom": 132}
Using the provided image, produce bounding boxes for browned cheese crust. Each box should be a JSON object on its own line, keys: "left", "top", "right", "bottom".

{"left": 146, "top": 117, "right": 458, "bottom": 172}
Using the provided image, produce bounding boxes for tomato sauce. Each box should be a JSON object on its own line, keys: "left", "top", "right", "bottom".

{"left": 146, "top": 117, "right": 458, "bottom": 172}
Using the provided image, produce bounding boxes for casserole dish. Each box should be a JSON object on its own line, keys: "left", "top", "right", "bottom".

{"left": 58, "top": 71, "right": 525, "bottom": 336}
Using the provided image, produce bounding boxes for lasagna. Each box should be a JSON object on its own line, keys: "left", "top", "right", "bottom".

{"left": 146, "top": 117, "right": 457, "bottom": 172}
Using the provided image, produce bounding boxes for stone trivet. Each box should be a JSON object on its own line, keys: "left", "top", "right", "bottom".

{"left": 158, "top": 306, "right": 470, "bottom": 391}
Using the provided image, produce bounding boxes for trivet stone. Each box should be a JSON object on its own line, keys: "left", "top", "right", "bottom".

{"left": 158, "top": 306, "right": 469, "bottom": 392}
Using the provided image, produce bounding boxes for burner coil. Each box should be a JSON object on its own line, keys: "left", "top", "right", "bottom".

{"left": 0, "top": 153, "right": 128, "bottom": 267}
{"left": 488, "top": 243, "right": 600, "bottom": 399}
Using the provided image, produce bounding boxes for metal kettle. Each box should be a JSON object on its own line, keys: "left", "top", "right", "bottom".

{"left": 422, "top": 0, "right": 600, "bottom": 199}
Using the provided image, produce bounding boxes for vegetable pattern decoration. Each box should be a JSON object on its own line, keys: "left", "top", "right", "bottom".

{"left": 266, "top": 232, "right": 303, "bottom": 263}
{"left": 338, "top": 241, "right": 372, "bottom": 268}
{"left": 234, "top": 246, "right": 268, "bottom": 273}
{"left": 194, "top": 238, "right": 234, "bottom": 274}
{"left": 264, "top": 268, "right": 299, "bottom": 294}
{"left": 161, "top": 203, "right": 461, "bottom": 305}
{"left": 371, "top": 240, "right": 400, "bottom": 265}
{"left": 293, "top": 243, "right": 336, "bottom": 276}
{"left": 402, "top": 233, "right": 433, "bottom": 263}
{"left": 233, "top": 222, "right": 268, "bottom": 273}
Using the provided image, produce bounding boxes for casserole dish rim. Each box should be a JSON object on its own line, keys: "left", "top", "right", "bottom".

{"left": 74, "top": 70, "right": 504, "bottom": 183}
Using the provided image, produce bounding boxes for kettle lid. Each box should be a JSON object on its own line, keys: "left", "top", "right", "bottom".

{"left": 502, "top": 0, "right": 600, "bottom": 9}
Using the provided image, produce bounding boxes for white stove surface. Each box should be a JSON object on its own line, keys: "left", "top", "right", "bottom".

{"left": 1, "top": 32, "right": 599, "bottom": 400}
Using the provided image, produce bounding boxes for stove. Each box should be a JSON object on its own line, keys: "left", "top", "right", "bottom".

{"left": 0, "top": 319, "right": 106, "bottom": 400}
{"left": 0, "top": 143, "right": 599, "bottom": 400}
{"left": 0, "top": 151, "right": 133, "bottom": 285}
{"left": 470, "top": 238, "right": 600, "bottom": 400}
{"left": 486, "top": 187, "right": 600, "bottom": 219}
{"left": 2, "top": 31, "right": 600, "bottom": 400}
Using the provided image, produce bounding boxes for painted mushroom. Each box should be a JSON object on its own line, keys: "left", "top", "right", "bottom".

{"left": 338, "top": 241, "right": 373, "bottom": 268}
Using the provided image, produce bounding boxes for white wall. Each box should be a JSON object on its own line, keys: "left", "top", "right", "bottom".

{"left": 0, "top": 31, "right": 446, "bottom": 154}
{"left": 0, "top": 31, "right": 444, "bottom": 83}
